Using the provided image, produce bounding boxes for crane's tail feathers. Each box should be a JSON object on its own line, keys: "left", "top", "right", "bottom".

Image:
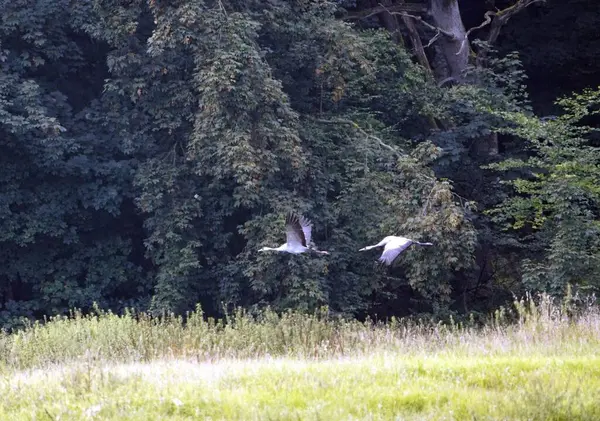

{"left": 415, "top": 242, "right": 433, "bottom": 246}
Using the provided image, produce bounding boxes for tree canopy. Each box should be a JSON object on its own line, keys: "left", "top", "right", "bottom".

{"left": 1, "top": 0, "right": 598, "bottom": 327}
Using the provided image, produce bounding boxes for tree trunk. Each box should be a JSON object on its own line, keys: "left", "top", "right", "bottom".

{"left": 473, "top": 133, "right": 499, "bottom": 157}
{"left": 398, "top": 1, "right": 433, "bottom": 76}
{"left": 429, "top": 0, "right": 498, "bottom": 155}
{"left": 428, "top": 0, "right": 469, "bottom": 82}
{"left": 371, "top": 0, "right": 405, "bottom": 46}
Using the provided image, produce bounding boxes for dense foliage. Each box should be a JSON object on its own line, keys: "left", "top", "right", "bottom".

{"left": 0, "top": 0, "right": 598, "bottom": 327}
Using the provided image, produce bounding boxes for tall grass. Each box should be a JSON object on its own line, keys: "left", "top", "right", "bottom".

{"left": 1, "top": 292, "right": 599, "bottom": 370}
{"left": 1, "top": 293, "right": 599, "bottom": 420}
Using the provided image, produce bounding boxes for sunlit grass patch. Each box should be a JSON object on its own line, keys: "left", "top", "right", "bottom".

{"left": 1, "top": 354, "right": 599, "bottom": 420}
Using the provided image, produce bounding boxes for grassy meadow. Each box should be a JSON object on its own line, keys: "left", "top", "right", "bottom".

{"left": 1, "top": 294, "right": 599, "bottom": 420}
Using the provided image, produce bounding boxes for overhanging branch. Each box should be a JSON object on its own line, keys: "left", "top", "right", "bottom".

{"left": 460, "top": 0, "right": 546, "bottom": 59}
{"left": 487, "top": 0, "right": 546, "bottom": 46}
{"left": 392, "top": 11, "right": 456, "bottom": 40}
{"left": 308, "top": 117, "right": 406, "bottom": 158}
{"left": 343, "top": 2, "right": 427, "bottom": 21}
{"left": 456, "top": 11, "right": 494, "bottom": 56}
{"left": 376, "top": 2, "right": 457, "bottom": 41}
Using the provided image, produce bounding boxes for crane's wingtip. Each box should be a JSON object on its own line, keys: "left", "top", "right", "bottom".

{"left": 285, "top": 212, "right": 298, "bottom": 224}
{"left": 299, "top": 214, "right": 312, "bottom": 226}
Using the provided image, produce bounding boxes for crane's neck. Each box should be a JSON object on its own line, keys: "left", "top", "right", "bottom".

{"left": 258, "top": 244, "right": 288, "bottom": 252}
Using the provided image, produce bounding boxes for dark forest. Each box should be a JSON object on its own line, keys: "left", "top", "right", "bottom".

{"left": 2, "top": 0, "right": 600, "bottom": 328}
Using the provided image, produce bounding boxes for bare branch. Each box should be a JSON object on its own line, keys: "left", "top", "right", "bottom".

{"left": 342, "top": 3, "right": 427, "bottom": 21}
{"left": 424, "top": 30, "right": 442, "bottom": 48}
{"left": 496, "top": 0, "right": 546, "bottom": 21}
{"left": 217, "top": 0, "right": 228, "bottom": 18}
{"left": 381, "top": 6, "right": 457, "bottom": 41}
{"left": 354, "top": 3, "right": 459, "bottom": 54}
{"left": 444, "top": 0, "right": 546, "bottom": 63}
{"left": 396, "top": 1, "right": 434, "bottom": 68}
{"left": 437, "top": 76, "right": 456, "bottom": 87}
{"left": 421, "top": 183, "right": 438, "bottom": 216}
{"left": 373, "top": 2, "right": 439, "bottom": 129}
{"left": 473, "top": 0, "right": 546, "bottom": 64}
{"left": 309, "top": 117, "right": 406, "bottom": 158}
{"left": 456, "top": 10, "right": 494, "bottom": 56}
{"left": 487, "top": 0, "right": 546, "bottom": 45}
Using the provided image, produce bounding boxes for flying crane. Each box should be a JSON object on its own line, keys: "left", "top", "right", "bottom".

{"left": 258, "top": 213, "right": 329, "bottom": 255}
{"left": 359, "top": 235, "right": 433, "bottom": 266}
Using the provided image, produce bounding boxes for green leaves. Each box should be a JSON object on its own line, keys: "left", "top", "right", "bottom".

{"left": 80, "top": 0, "right": 484, "bottom": 317}
{"left": 5, "top": 0, "right": 583, "bottom": 323}
{"left": 485, "top": 88, "right": 600, "bottom": 294}
{"left": 0, "top": 0, "right": 147, "bottom": 324}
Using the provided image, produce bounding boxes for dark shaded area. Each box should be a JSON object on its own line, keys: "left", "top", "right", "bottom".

{"left": 1, "top": 0, "right": 599, "bottom": 329}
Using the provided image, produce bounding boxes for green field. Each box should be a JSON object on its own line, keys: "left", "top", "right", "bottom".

{"left": 1, "top": 295, "right": 599, "bottom": 420}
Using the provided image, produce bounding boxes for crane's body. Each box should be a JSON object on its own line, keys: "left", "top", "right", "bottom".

{"left": 258, "top": 213, "right": 329, "bottom": 255}
{"left": 260, "top": 243, "right": 307, "bottom": 254}
{"left": 359, "top": 235, "right": 432, "bottom": 266}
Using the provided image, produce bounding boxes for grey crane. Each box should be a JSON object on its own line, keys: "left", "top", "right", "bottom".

{"left": 359, "top": 235, "right": 433, "bottom": 265}
{"left": 258, "top": 213, "right": 329, "bottom": 255}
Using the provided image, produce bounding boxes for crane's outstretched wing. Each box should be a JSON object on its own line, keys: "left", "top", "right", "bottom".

{"left": 298, "top": 215, "right": 313, "bottom": 246}
{"left": 378, "top": 242, "right": 412, "bottom": 266}
{"left": 285, "top": 213, "right": 307, "bottom": 247}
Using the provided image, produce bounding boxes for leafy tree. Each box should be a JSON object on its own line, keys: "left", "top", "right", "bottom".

{"left": 1, "top": 0, "right": 596, "bottom": 326}
{"left": 83, "top": 0, "right": 482, "bottom": 316}
{"left": 485, "top": 88, "right": 600, "bottom": 295}
{"left": 0, "top": 0, "right": 146, "bottom": 327}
